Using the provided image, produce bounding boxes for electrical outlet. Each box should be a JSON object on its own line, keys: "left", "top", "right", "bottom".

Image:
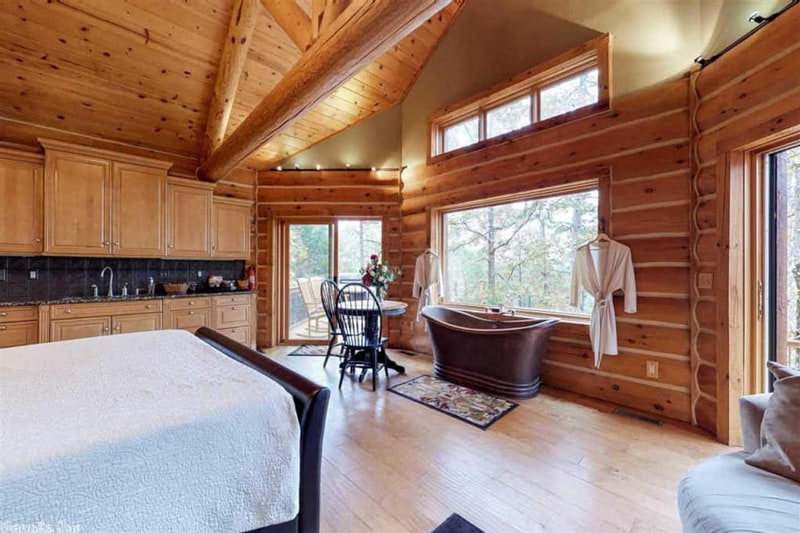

{"left": 28, "top": 269, "right": 38, "bottom": 280}
{"left": 159, "top": 270, "right": 169, "bottom": 278}
{"left": 646, "top": 360, "right": 659, "bottom": 378}
{"left": 197, "top": 270, "right": 203, "bottom": 278}
{"left": 698, "top": 273, "right": 713, "bottom": 290}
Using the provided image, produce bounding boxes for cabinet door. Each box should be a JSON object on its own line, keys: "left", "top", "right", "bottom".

{"left": 213, "top": 200, "right": 251, "bottom": 258}
{"left": 217, "top": 326, "right": 252, "bottom": 346}
{"left": 50, "top": 317, "right": 111, "bottom": 342}
{"left": 112, "top": 313, "right": 162, "bottom": 334}
{"left": 169, "top": 308, "right": 210, "bottom": 333}
{"left": 45, "top": 151, "right": 112, "bottom": 255}
{"left": 167, "top": 183, "right": 211, "bottom": 258}
{"left": 0, "top": 157, "right": 43, "bottom": 254}
{"left": 0, "top": 321, "right": 38, "bottom": 348}
{"left": 113, "top": 163, "right": 166, "bottom": 257}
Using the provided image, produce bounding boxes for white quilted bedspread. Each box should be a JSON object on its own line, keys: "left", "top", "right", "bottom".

{"left": 0, "top": 330, "right": 300, "bottom": 533}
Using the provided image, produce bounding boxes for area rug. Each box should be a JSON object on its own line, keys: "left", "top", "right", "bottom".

{"left": 286, "top": 344, "right": 330, "bottom": 356}
{"left": 388, "top": 375, "right": 518, "bottom": 430}
{"left": 432, "top": 513, "right": 485, "bottom": 533}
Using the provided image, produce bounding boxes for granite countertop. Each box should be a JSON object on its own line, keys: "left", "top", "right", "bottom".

{"left": 0, "top": 290, "right": 256, "bottom": 308}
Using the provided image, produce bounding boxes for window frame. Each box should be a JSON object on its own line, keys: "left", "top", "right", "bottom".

{"left": 428, "top": 34, "right": 611, "bottom": 164}
{"left": 431, "top": 171, "right": 611, "bottom": 323}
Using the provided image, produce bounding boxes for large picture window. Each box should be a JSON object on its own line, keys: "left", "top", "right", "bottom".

{"left": 441, "top": 187, "right": 599, "bottom": 316}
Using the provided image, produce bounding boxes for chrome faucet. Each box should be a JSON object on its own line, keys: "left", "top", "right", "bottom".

{"left": 100, "top": 266, "right": 114, "bottom": 298}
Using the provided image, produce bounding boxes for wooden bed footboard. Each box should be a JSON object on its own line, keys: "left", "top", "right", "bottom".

{"left": 195, "top": 328, "right": 330, "bottom": 533}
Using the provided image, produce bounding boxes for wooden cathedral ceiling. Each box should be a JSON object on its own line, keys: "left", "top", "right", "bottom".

{"left": 0, "top": 0, "right": 461, "bottom": 176}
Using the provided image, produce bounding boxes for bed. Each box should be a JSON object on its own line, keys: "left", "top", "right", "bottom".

{"left": 0, "top": 328, "right": 329, "bottom": 533}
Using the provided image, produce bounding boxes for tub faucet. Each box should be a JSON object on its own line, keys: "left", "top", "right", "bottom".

{"left": 100, "top": 266, "right": 114, "bottom": 297}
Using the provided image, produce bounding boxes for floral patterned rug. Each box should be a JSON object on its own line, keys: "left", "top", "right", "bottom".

{"left": 388, "top": 375, "right": 518, "bottom": 430}
{"left": 287, "top": 344, "right": 330, "bottom": 356}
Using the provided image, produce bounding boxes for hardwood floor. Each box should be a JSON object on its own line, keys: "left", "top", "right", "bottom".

{"left": 262, "top": 346, "right": 731, "bottom": 533}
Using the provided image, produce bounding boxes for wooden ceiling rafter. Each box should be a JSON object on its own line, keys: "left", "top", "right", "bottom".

{"left": 199, "top": 0, "right": 453, "bottom": 182}
{"left": 259, "top": 0, "right": 313, "bottom": 51}
{"left": 201, "top": 0, "right": 259, "bottom": 162}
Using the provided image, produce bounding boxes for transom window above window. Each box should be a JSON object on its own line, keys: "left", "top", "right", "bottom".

{"left": 439, "top": 183, "right": 602, "bottom": 316}
{"left": 430, "top": 35, "right": 609, "bottom": 161}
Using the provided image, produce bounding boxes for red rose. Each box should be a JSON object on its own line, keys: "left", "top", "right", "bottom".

{"left": 370, "top": 254, "right": 379, "bottom": 261}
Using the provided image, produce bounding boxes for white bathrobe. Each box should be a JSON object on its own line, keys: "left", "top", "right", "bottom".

{"left": 571, "top": 239, "right": 637, "bottom": 368}
{"left": 413, "top": 251, "right": 443, "bottom": 320}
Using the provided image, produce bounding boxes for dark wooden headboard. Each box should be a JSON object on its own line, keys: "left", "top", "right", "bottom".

{"left": 195, "top": 327, "right": 330, "bottom": 533}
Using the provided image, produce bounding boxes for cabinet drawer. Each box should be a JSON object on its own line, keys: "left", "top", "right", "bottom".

{"left": 213, "top": 303, "right": 251, "bottom": 328}
{"left": 51, "top": 300, "right": 162, "bottom": 319}
{"left": 169, "top": 308, "right": 210, "bottom": 332}
{"left": 213, "top": 294, "right": 252, "bottom": 306}
{"left": 0, "top": 321, "right": 38, "bottom": 348}
{"left": 217, "top": 326, "right": 251, "bottom": 346}
{"left": 0, "top": 306, "right": 38, "bottom": 323}
{"left": 169, "top": 297, "right": 211, "bottom": 311}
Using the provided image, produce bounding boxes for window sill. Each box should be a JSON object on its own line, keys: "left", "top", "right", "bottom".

{"left": 427, "top": 102, "right": 609, "bottom": 167}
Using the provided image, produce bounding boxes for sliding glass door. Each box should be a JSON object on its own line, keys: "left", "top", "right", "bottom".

{"left": 280, "top": 218, "right": 382, "bottom": 343}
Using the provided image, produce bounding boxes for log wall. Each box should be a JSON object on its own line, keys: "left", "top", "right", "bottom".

{"left": 399, "top": 78, "right": 695, "bottom": 422}
{"left": 255, "top": 169, "right": 402, "bottom": 347}
{"left": 690, "top": 5, "right": 800, "bottom": 441}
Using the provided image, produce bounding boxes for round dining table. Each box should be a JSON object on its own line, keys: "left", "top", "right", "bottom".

{"left": 336, "top": 299, "right": 408, "bottom": 374}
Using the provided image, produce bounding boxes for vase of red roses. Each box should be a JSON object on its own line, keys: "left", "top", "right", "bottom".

{"left": 359, "top": 254, "right": 401, "bottom": 301}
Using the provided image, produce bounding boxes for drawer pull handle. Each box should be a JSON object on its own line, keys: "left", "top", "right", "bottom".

{"left": 64, "top": 309, "right": 72, "bottom": 314}
{"left": 0, "top": 326, "right": 6, "bottom": 331}
{"left": 189, "top": 311, "right": 194, "bottom": 315}
{"left": 0, "top": 312, "right": 7, "bottom": 317}
{"left": 146, "top": 304, "right": 152, "bottom": 309}
{"left": 188, "top": 302, "right": 194, "bottom": 306}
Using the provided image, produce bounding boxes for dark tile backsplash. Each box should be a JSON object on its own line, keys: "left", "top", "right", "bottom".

{"left": 0, "top": 256, "right": 245, "bottom": 302}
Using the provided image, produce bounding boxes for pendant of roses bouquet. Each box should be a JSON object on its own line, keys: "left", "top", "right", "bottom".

{"left": 359, "top": 254, "right": 402, "bottom": 301}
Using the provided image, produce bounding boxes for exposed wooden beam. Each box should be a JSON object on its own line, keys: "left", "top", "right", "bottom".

{"left": 312, "top": 0, "right": 351, "bottom": 39}
{"left": 201, "top": 0, "right": 259, "bottom": 162}
{"left": 199, "top": 0, "right": 450, "bottom": 182}
{"left": 259, "top": 0, "right": 312, "bottom": 51}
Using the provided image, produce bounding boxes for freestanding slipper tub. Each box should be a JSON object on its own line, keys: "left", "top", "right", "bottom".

{"left": 420, "top": 306, "right": 559, "bottom": 398}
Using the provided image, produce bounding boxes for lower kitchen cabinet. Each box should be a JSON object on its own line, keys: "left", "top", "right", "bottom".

{"left": 0, "top": 321, "right": 39, "bottom": 348}
{"left": 113, "top": 313, "right": 162, "bottom": 334}
{"left": 51, "top": 316, "right": 111, "bottom": 342}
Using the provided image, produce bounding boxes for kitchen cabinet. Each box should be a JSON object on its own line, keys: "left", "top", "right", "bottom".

{"left": 167, "top": 178, "right": 215, "bottom": 258}
{"left": 112, "top": 162, "right": 166, "bottom": 257}
{"left": 164, "top": 296, "right": 212, "bottom": 332}
{"left": 48, "top": 299, "right": 163, "bottom": 342}
{"left": 113, "top": 313, "right": 162, "bottom": 334}
{"left": 40, "top": 139, "right": 171, "bottom": 257}
{"left": 0, "top": 306, "right": 38, "bottom": 348}
{"left": 50, "top": 316, "right": 111, "bottom": 342}
{"left": 212, "top": 197, "right": 252, "bottom": 259}
{"left": 0, "top": 150, "right": 44, "bottom": 255}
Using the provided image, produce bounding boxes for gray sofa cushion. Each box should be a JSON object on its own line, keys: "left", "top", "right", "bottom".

{"left": 678, "top": 452, "right": 800, "bottom": 533}
{"left": 740, "top": 393, "right": 771, "bottom": 454}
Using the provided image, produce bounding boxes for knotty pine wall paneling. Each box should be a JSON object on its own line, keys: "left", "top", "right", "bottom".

{"left": 255, "top": 169, "right": 402, "bottom": 347}
{"left": 399, "top": 78, "right": 694, "bottom": 422}
{"left": 689, "top": 4, "right": 800, "bottom": 443}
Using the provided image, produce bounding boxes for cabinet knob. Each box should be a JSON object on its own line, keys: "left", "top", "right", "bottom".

{"left": 188, "top": 301, "right": 194, "bottom": 306}
{"left": 102, "top": 327, "right": 110, "bottom": 332}
{"left": 167, "top": 244, "right": 174, "bottom": 248}
{"left": 0, "top": 312, "right": 7, "bottom": 317}
{"left": 64, "top": 309, "right": 72, "bottom": 314}
{"left": 114, "top": 326, "right": 121, "bottom": 331}
{"left": 0, "top": 325, "right": 6, "bottom": 331}
{"left": 102, "top": 241, "right": 110, "bottom": 246}
{"left": 146, "top": 304, "right": 152, "bottom": 309}
{"left": 114, "top": 242, "right": 120, "bottom": 246}
{"left": 188, "top": 310, "right": 195, "bottom": 315}
{"left": 34, "top": 238, "right": 42, "bottom": 243}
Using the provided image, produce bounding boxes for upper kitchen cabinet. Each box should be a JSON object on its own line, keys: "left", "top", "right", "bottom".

{"left": 0, "top": 149, "right": 44, "bottom": 255}
{"left": 167, "top": 177, "right": 215, "bottom": 258}
{"left": 212, "top": 197, "right": 252, "bottom": 259}
{"left": 40, "top": 139, "right": 171, "bottom": 257}
{"left": 113, "top": 163, "right": 167, "bottom": 257}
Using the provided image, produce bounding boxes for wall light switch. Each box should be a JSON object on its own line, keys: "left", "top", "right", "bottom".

{"left": 698, "top": 273, "right": 713, "bottom": 290}
{"left": 28, "top": 269, "right": 38, "bottom": 280}
{"left": 646, "top": 361, "right": 659, "bottom": 379}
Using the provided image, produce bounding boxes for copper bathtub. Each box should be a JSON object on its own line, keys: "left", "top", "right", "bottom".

{"left": 420, "top": 306, "right": 559, "bottom": 398}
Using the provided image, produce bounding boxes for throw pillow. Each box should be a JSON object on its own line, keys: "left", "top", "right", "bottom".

{"left": 745, "top": 361, "right": 800, "bottom": 482}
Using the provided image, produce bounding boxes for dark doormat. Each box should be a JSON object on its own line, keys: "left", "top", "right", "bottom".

{"left": 286, "top": 344, "right": 329, "bottom": 356}
{"left": 388, "top": 375, "right": 518, "bottom": 430}
{"left": 432, "top": 513, "right": 484, "bottom": 533}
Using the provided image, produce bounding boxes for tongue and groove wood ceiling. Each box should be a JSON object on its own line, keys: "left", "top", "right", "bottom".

{"left": 0, "top": 0, "right": 461, "bottom": 172}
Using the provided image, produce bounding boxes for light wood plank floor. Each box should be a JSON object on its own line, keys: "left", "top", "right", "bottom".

{"left": 263, "top": 346, "right": 731, "bottom": 533}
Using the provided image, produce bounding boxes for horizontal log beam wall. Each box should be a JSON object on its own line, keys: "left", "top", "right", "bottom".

{"left": 399, "top": 77, "right": 695, "bottom": 422}
{"left": 690, "top": 4, "right": 800, "bottom": 442}
{"left": 255, "top": 169, "right": 402, "bottom": 347}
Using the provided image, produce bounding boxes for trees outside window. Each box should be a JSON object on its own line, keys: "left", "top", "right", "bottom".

{"left": 540, "top": 68, "right": 599, "bottom": 121}
{"left": 486, "top": 96, "right": 531, "bottom": 139}
{"left": 443, "top": 116, "right": 480, "bottom": 152}
{"left": 443, "top": 189, "right": 598, "bottom": 314}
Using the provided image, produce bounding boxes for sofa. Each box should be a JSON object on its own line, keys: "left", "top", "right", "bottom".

{"left": 678, "top": 394, "right": 800, "bottom": 532}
